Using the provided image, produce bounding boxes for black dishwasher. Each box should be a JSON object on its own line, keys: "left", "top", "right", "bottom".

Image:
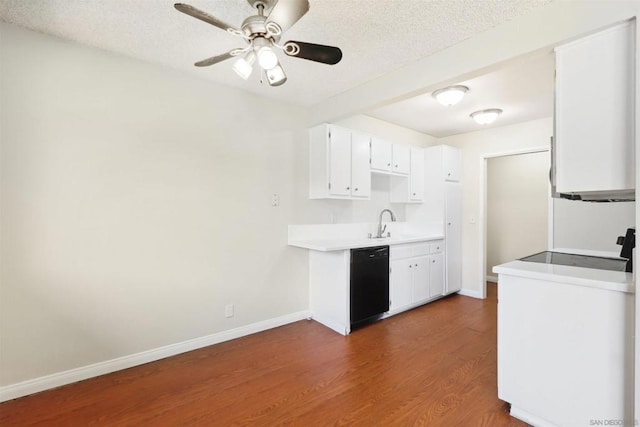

{"left": 350, "top": 246, "right": 390, "bottom": 329}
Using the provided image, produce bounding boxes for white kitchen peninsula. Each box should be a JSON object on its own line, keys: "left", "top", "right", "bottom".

{"left": 493, "top": 260, "right": 634, "bottom": 427}
{"left": 289, "top": 222, "right": 444, "bottom": 335}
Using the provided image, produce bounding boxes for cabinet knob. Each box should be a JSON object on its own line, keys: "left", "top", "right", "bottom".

{"left": 432, "top": 259, "right": 436, "bottom": 263}
{"left": 448, "top": 222, "right": 451, "bottom": 226}
{"left": 447, "top": 172, "right": 451, "bottom": 176}
{"left": 355, "top": 188, "right": 358, "bottom": 191}
{"left": 409, "top": 265, "right": 412, "bottom": 269}
{"left": 415, "top": 263, "right": 418, "bottom": 267}
{"left": 395, "top": 164, "right": 398, "bottom": 168}
{"left": 346, "top": 186, "right": 350, "bottom": 190}
{"left": 387, "top": 163, "right": 390, "bottom": 166}
{"left": 412, "top": 192, "right": 416, "bottom": 196}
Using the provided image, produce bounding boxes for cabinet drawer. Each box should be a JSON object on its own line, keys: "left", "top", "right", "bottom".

{"left": 411, "top": 243, "right": 430, "bottom": 257}
{"left": 429, "top": 241, "right": 444, "bottom": 254}
{"left": 391, "top": 244, "right": 413, "bottom": 260}
{"left": 391, "top": 242, "right": 430, "bottom": 259}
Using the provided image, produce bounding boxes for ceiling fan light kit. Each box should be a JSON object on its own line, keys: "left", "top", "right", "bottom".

{"left": 232, "top": 51, "right": 256, "bottom": 79}
{"left": 174, "top": 0, "right": 342, "bottom": 87}
{"left": 470, "top": 108, "right": 503, "bottom": 125}
{"left": 266, "top": 64, "right": 287, "bottom": 86}
{"left": 432, "top": 85, "right": 469, "bottom": 106}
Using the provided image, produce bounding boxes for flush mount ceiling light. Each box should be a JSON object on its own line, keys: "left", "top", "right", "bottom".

{"left": 174, "top": 0, "right": 343, "bottom": 87}
{"left": 432, "top": 85, "right": 469, "bottom": 106}
{"left": 470, "top": 109, "right": 503, "bottom": 125}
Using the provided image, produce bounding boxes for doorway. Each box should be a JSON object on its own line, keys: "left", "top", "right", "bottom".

{"left": 481, "top": 148, "right": 550, "bottom": 292}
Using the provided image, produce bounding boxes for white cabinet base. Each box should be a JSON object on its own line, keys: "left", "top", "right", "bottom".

{"left": 309, "top": 250, "right": 350, "bottom": 336}
{"left": 509, "top": 406, "right": 557, "bottom": 427}
{"left": 497, "top": 274, "right": 633, "bottom": 427}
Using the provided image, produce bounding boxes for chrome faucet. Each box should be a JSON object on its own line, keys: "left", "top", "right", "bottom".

{"left": 376, "top": 209, "right": 396, "bottom": 238}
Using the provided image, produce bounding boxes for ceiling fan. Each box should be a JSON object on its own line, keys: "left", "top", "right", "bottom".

{"left": 174, "top": 0, "right": 343, "bottom": 86}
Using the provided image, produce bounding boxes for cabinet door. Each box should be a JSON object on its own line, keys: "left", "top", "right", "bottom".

{"left": 392, "top": 144, "right": 410, "bottom": 174}
{"left": 409, "top": 147, "right": 424, "bottom": 201}
{"left": 370, "top": 138, "right": 392, "bottom": 172}
{"left": 412, "top": 255, "right": 430, "bottom": 302}
{"left": 350, "top": 132, "right": 371, "bottom": 198}
{"left": 390, "top": 259, "right": 412, "bottom": 311}
{"left": 429, "top": 253, "right": 444, "bottom": 298}
{"left": 443, "top": 145, "right": 461, "bottom": 182}
{"left": 328, "top": 126, "right": 352, "bottom": 197}
{"left": 445, "top": 182, "right": 462, "bottom": 294}
{"left": 554, "top": 22, "right": 634, "bottom": 194}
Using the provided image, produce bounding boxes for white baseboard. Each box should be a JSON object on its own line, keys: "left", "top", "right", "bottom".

{"left": 457, "top": 288, "right": 484, "bottom": 299}
{"left": 311, "top": 314, "right": 348, "bottom": 336}
{"left": 0, "top": 310, "right": 311, "bottom": 403}
{"left": 485, "top": 275, "right": 498, "bottom": 283}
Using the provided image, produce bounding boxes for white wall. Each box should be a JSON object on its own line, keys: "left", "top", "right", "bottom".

{"left": 486, "top": 152, "right": 549, "bottom": 276}
{"left": 553, "top": 199, "right": 635, "bottom": 253}
{"left": 0, "top": 23, "right": 311, "bottom": 387}
{"left": 440, "top": 117, "right": 553, "bottom": 294}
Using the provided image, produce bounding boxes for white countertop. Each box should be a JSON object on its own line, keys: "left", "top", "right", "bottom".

{"left": 493, "top": 260, "right": 634, "bottom": 294}
{"left": 288, "top": 233, "right": 444, "bottom": 252}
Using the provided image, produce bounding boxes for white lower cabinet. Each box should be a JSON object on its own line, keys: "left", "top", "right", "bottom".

{"left": 389, "top": 241, "right": 444, "bottom": 314}
{"left": 429, "top": 253, "right": 444, "bottom": 298}
{"left": 390, "top": 258, "right": 413, "bottom": 311}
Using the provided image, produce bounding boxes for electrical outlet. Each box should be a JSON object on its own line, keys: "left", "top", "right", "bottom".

{"left": 271, "top": 193, "right": 279, "bottom": 207}
{"left": 225, "top": 304, "right": 234, "bottom": 318}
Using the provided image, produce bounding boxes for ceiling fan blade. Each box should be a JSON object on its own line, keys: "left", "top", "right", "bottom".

{"left": 283, "top": 41, "right": 342, "bottom": 65}
{"left": 266, "top": 0, "right": 310, "bottom": 33}
{"left": 194, "top": 51, "right": 235, "bottom": 67}
{"left": 174, "top": 3, "right": 239, "bottom": 33}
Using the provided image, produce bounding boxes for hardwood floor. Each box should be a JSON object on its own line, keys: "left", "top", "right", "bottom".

{"left": 0, "top": 283, "right": 525, "bottom": 426}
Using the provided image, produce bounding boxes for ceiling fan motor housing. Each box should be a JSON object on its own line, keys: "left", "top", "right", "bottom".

{"left": 247, "top": 0, "right": 274, "bottom": 10}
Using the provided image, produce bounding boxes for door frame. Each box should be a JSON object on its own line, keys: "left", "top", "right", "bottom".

{"left": 479, "top": 146, "right": 551, "bottom": 299}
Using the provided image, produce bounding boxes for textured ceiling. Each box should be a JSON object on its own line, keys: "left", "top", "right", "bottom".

{"left": 368, "top": 53, "right": 555, "bottom": 137}
{"left": 0, "top": 0, "right": 554, "bottom": 108}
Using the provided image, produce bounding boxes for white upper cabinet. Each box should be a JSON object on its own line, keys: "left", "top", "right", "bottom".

{"left": 409, "top": 147, "right": 425, "bottom": 201}
{"left": 371, "top": 138, "right": 410, "bottom": 175}
{"left": 390, "top": 147, "right": 424, "bottom": 203}
{"left": 442, "top": 145, "right": 461, "bottom": 182}
{"left": 554, "top": 20, "right": 635, "bottom": 198}
{"left": 328, "top": 126, "right": 352, "bottom": 197}
{"left": 392, "top": 144, "right": 410, "bottom": 175}
{"left": 370, "top": 138, "right": 393, "bottom": 172}
{"left": 309, "top": 124, "right": 371, "bottom": 200}
{"left": 351, "top": 132, "right": 371, "bottom": 199}
{"left": 309, "top": 123, "right": 427, "bottom": 201}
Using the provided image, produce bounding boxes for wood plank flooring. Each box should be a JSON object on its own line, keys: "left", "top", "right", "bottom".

{"left": 0, "top": 283, "right": 525, "bottom": 426}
